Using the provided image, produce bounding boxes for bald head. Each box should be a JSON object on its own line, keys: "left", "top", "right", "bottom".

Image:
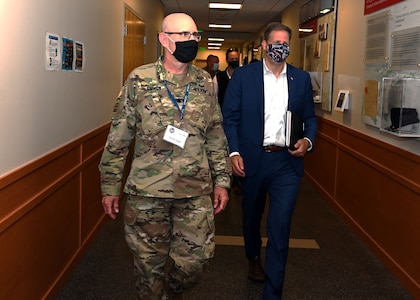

{"left": 159, "top": 12, "right": 200, "bottom": 69}
{"left": 162, "top": 13, "right": 197, "bottom": 32}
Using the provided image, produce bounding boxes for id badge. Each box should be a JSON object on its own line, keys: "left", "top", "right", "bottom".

{"left": 163, "top": 125, "right": 189, "bottom": 148}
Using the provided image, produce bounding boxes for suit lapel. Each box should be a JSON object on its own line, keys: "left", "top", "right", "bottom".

{"left": 286, "top": 64, "right": 296, "bottom": 110}
{"left": 253, "top": 62, "right": 264, "bottom": 116}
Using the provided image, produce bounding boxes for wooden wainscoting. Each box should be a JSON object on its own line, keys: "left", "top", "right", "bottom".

{"left": 0, "top": 123, "right": 110, "bottom": 300}
{"left": 305, "top": 117, "right": 420, "bottom": 298}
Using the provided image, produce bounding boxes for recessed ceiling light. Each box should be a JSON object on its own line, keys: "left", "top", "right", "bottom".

{"left": 209, "top": 3, "right": 242, "bottom": 10}
{"left": 208, "top": 43, "right": 222, "bottom": 46}
{"left": 209, "top": 24, "right": 232, "bottom": 29}
{"left": 299, "top": 28, "right": 313, "bottom": 32}
{"left": 208, "top": 46, "right": 221, "bottom": 50}
{"left": 208, "top": 37, "right": 225, "bottom": 42}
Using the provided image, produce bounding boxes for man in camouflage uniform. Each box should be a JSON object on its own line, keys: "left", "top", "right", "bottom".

{"left": 99, "top": 12, "right": 231, "bottom": 300}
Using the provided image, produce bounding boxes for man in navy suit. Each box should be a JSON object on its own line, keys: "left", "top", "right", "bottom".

{"left": 222, "top": 22, "right": 317, "bottom": 299}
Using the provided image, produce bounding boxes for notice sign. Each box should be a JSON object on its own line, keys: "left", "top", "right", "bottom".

{"left": 365, "top": 0, "right": 405, "bottom": 15}
{"left": 45, "top": 33, "right": 61, "bottom": 71}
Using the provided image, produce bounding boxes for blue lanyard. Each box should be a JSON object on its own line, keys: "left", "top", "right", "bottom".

{"left": 164, "top": 81, "right": 190, "bottom": 121}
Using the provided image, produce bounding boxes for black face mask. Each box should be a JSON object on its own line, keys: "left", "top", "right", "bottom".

{"left": 171, "top": 40, "right": 198, "bottom": 63}
{"left": 228, "top": 60, "right": 239, "bottom": 69}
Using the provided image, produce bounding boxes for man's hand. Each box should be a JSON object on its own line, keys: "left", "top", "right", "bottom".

{"left": 289, "top": 138, "right": 311, "bottom": 157}
{"left": 102, "top": 195, "right": 120, "bottom": 219}
{"left": 213, "top": 186, "right": 229, "bottom": 214}
{"left": 230, "top": 154, "right": 245, "bottom": 177}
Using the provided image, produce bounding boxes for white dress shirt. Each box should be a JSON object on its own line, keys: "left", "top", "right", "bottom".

{"left": 212, "top": 69, "right": 232, "bottom": 99}
{"left": 263, "top": 59, "right": 288, "bottom": 147}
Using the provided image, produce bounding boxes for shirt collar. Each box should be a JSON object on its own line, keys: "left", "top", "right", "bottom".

{"left": 262, "top": 58, "right": 287, "bottom": 77}
{"left": 226, "top": 68, "right": 232, "bottom": 79}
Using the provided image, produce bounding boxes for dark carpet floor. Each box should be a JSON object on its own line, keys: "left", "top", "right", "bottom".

{"left": 57, "top": 178, "right": 414, "bottom": 300}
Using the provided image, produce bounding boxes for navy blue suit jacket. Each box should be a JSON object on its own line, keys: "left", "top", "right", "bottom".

{"left": 222, "top": 61, "right": 317, "bottom": 177}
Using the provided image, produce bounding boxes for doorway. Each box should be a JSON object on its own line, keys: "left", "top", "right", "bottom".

{"left": 123, "top": 6, "right": 145, "bottom": 82}
{"left": 121, "top": 6, "right": 145, "bottom": 189}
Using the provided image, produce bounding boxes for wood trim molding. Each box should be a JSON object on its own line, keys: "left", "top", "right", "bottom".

{"left": 305, "top": 117, "right": 420, "bottom": 298}
{"left": 0, "top": 123, "right": 110, "bottom": 299}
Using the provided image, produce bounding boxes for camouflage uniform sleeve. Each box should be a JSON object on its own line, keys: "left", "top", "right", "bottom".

{"left": 205, "top": 100, "right": 232, "bottom": 189}
{"left": 99, "top": 83, "right": 137, "bottom": 196}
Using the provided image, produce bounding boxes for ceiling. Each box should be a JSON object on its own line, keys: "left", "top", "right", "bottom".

{"left": 160, "top": 0, "right": 296, "bottom": 51}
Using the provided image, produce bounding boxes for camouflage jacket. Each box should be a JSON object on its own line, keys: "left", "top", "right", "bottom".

{"left": 99, "top": 58, "right": 231, "bottom": 198}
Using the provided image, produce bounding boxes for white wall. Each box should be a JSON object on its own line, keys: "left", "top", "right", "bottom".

{"left": 0, "top": 0, "right": 163, "bottom": 175}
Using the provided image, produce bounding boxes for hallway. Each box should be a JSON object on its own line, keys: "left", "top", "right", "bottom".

{"left": 57, "top": 178, "right": 413, "bottom": 299}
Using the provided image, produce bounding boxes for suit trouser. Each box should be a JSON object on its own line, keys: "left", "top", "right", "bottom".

{"left": 241, "top": 151, "right": 300, "bottom": 299}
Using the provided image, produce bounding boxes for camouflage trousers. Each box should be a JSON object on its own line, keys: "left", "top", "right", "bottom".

{"left": 123, "top": 194, "right": 216, "bottom": 300}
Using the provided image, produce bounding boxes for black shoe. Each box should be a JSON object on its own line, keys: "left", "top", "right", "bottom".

{"left": 248, "top": 257, "right": 265, "bottom": 283}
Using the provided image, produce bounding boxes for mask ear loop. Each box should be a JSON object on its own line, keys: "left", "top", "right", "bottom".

{"left": 164, "top": 34, "right": 175, "bottom": 55}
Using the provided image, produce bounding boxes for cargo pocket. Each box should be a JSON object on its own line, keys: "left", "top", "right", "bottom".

{"left": 123, "top": 198, "right": 138, "bottom": 226}
{"left": 203, "top": 203, "right": 216, "bottom": 259}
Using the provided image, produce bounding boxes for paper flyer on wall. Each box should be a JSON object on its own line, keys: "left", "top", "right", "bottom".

{"left": 61, "top": 37, "right": 74, "bottom": 71}
{"left": 45, "top": 32, "right": 61, "bottom": 71}
{"left": 74, "top": 41, "right": 84, "bottom": 72}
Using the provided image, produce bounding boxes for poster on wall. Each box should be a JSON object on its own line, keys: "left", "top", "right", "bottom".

{"left": 318, "top": 23, "right": 328, "bottom": 40}
{"left": 364, "top": 10, "right": 389, "bottom": 65}
{"left": 74, "top": 41, "right": 84, "bottom": 72}
{"left": 61, "top": 37, "right": 74, "bottom": 71}
{"left": 45, "top": 32, "right": 61, "bottom": 71}
{"left": 363, "top": 80, "right": 379, "bottom": 119}
{"left": 390, "top": 26, "right": 420, "bottom": 71}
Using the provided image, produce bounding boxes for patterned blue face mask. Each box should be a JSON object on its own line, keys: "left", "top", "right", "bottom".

{"left": 266, "top": 43, "right": 290, "bottom": 63}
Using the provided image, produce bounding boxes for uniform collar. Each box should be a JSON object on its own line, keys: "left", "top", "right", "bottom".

{"left": 156, "top": 56, "right": 197, "bottom": 85}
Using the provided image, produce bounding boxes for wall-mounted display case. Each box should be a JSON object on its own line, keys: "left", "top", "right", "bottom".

{"left": 380, "top": 78, "right": 420, "bottom": 137}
